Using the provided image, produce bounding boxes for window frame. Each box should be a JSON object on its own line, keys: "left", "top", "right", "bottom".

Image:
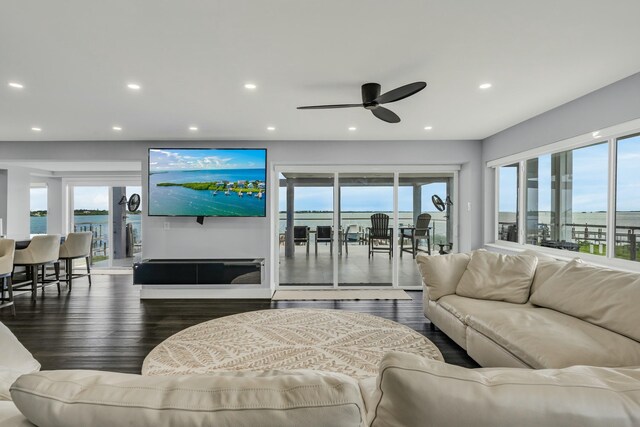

{"left": 488, "top": 117, "right": 640, "bottom": 271}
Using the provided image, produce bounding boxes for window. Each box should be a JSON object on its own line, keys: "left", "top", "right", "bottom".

{"left": 493, "top": 123, "right": 640, "bottom": 266}
{"left": 615, "top": 133, "right": 640, "bottom": 263}
{"left": 525, "top": 142, "right": 608, "bottom": 255}
{"left": 30, "top": 185, "right": 47, "bottom": 234}
{"left": 498, "top": 164, "right": 519, "bottom": 242}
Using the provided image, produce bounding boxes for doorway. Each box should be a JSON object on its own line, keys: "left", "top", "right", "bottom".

{"left": 68, "top": 183, "right": 142, "bottom": 269}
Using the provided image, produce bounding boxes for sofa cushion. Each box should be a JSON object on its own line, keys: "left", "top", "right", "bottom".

{"left": 0, "top": 323, "right": 40, "bottom": 401}
{"left": 519, "top": 249, "right": 567, "bottom": 295}
{"left": 456, "top": 251, "right": 537, "bottom": 303}
{"left": 0, "top": 401, "right": 32, "bottom": 426}
{"left": 10, "top": 369, "right": 366, "bottom": 427}
{"left": 531, "top": 259, "right": 640, "bottom": 342}
{"left": 416, "top": 252, "right": 470, "bottom": 301}
{"left": 466, "top": 307, "right": 640, "bottom": 369}
{"left": 436, "top": 294, "right": 529, "bottom": 323}
{"left": 370, "top": 352, "right": 640, "bottom": 427}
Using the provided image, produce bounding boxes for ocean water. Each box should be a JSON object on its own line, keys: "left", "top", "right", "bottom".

{"left": 31, "top": 214, "right": 142, "bottom": 244}
{"left": 149, "top": 169, "right": 266, "bottom": 217}
{"left": 499, "top": 211, "right": 640, "bottom": 229}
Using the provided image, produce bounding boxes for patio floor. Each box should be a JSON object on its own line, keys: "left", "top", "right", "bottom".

{"left": 278, "top": 241, "right": 427, "bottom": 286}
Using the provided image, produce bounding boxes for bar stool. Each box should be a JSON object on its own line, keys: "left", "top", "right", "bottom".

{"left": 12, "top": 234, "right": 61, "bottom": 300}
{"left": 0, "top": 239, "right": 15, "bottom": 315}
{"left": 57, "top": 232, "right": 92, "bottom": 290}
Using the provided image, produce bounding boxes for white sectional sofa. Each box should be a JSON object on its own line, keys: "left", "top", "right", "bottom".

{"left": 2, "top": 297, "right": 640, "bottom": 426}
{"left": 418, "top": 249, "right": 640, "bottom": 369}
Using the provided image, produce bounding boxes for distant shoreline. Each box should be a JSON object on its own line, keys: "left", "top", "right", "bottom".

{"left": 30, "top": 210, "right": 141, "bottom": 217}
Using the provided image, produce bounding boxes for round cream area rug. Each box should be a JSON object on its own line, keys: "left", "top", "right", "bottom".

{"left": 142, "top": 308, "right": 443, "bottom": 379}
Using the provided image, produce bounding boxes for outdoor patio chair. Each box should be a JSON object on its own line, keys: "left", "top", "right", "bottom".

{"left": 342, "top": 224, "right": 358, "bottom": 255}
{"left": 315, "top": 226, "right": 333, "bottom": 254}
{"left": 293, "top": 226, "right": 310, "bottom": 255}
{"left": 412, "top": 213, "right": 432, "bottom": 257}
{"left": 0, "top": 239, "right": 15, "bottom": 315}
{"left": 368, "top": 213, "right": 393, "bottom": 258}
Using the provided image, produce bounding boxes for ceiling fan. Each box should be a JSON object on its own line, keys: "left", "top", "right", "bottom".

{"left": 297, "top": 81, "right": 426, "bottom": 123}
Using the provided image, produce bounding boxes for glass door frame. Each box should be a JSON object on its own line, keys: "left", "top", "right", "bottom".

{"left": 271, "top": 165, "right": 460, "bottom": 290}
{"left": 63, "top": 176, "right": 141, "bottom": 268}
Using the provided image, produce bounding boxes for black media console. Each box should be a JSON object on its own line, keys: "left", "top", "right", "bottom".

{"left": 133, "top": 259, "right": 263, "bottom": 285}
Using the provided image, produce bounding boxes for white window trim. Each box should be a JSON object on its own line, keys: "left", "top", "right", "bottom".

{"left": 488, "top": 117, "right": 640, "bottom": 271}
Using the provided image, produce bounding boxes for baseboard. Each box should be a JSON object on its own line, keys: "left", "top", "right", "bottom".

{"left": 140, "top": 286, "right": 273, "bottom": 299}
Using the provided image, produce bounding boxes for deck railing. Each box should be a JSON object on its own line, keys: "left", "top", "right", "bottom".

{"left": 497, "top": 221, "right": 639, "bottom": 261}
{"left": 279, "top": 214, "right": 449, "bottom": 252}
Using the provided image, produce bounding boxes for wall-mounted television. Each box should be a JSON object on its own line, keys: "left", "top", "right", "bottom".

{"left": 148, "top": 148, "right": 266, "bottom": 217}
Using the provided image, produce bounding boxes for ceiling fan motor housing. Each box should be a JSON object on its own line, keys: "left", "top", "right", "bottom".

{"left": 362, "top": 83, "right": 381, "bottom": 106}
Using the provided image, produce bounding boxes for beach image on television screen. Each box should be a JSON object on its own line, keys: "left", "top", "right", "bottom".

{"left": 149, "top": 148, "right": 267, "bottom": 217}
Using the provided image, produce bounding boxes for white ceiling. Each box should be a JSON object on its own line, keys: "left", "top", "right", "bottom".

{"left": 1, "top": 0, "right": 640, "bottom": 142}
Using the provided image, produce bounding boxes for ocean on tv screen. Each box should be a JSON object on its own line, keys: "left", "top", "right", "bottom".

{"left": 149, "top": 149, "right": 266, "bottom": 217}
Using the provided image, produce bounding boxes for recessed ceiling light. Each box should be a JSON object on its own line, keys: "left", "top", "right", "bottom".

{"left": 348, "top": 127, "right": 357, "bottom": 131}
{"left": 267, "top": 126, "right": 276, "bottom": 131}
{"left": 244, "top": 83, "right": 257, "bottom": 90}
{"left": 31, "top": 127, "right": 41, "bottom": 132}
{"left": 189, "top": 126, "right": 198, "bottom": 131}
{"left": 127, "top": 83, "right": 141, "bottom": 90}
{"left": 112, "top": 126, "right": 122, "bottom": 131}
{"left": 8, "top": 82, "right": 24, "bottom": 89}
{"left": 592, "top": 131, "right": 601, "bottom": 138}
{"left": 424, "top": 126, "right": 433, "bottom": 130}
{"left": 479, "top": 83, "right": 492, "bottom": 90}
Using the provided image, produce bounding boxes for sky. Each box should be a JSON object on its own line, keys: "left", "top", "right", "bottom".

{"left": 499, "top": 137, "right": 640, "bottom": 213}
{"left": 149, "top": 149, "right": 266, "bottom": 172}
{"left": 31, "top": 186, "right": 142, "bottom": 211}
{"left": 278, "top": 183, "right": 447, "bottom": 212}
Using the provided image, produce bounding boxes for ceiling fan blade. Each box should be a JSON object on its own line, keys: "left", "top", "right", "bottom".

{"left": 375, "top": 82, "right": 427, "bottom": 105}
{"left": 371, "top": 106, "right": 400, "bottom": 123}
{"left": 297, "top": 104, "right": 362, "bottom": 110}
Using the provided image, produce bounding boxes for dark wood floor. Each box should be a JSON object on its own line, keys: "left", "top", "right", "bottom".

{"left": 0, "top": 274, "right": 477, "bottom": 373}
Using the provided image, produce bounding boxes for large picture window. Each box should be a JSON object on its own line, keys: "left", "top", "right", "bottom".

{"left": 493, "top": 125, "right": 640, "bottom": 266}
{"left": 616, "top": 133, "right": 640, "bottom": 263}
{"left": 525, "top": 142, "right": 608, "bottom": 255}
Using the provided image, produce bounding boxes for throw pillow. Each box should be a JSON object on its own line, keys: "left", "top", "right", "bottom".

{"left": 530, "top": 258, "right": 640, "bottom": 342}
{"left": 416, "top": 252, "right": 471, "bottom": 301}
{"left": 456, "top": 250, "right": 537, "bottom": 303}
{"left": 0, "top": 322, "right": 40, "bottom": 401}
{"left": 370, "top": 352, "right": 640, "bottom": 427}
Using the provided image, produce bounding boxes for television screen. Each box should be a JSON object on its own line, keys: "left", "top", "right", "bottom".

{"left": 148, "top": 148, "right": 267, "bottom": 217}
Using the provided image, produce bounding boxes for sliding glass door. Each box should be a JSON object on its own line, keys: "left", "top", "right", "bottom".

{"left": 274, "top": 167, "right": 457, "bottom": 288}
{"left": 338, "top": 173, "right": 394, "bottom": 286}
{"left": 278, "top": 172, "right": 335, "bottom": 286}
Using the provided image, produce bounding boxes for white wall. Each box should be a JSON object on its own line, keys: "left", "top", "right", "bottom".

{"left": 481, "top": 71, "right": 640, "bottom": 243}
{"left": 0, "top": 138, "right": 483, "bottom": 291}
